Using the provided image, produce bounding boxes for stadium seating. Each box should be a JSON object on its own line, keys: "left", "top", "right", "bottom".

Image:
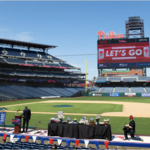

{"left": 0, "top": 48, "right": 21, "bottom": 57}
{"left": 122, "top": 78, "right": 137, "bottom": 82}
{"left": 145, "top": 87, "right": 150, "bottom": 93}
{"left": 108, "top": 77, "right": 121, "bottom": 81}
{"left": 15, "top": 69, "right": 35, "bottom": 76}
{"left": 44, "top": 63, "right": 60, "bottom": 67}
{"left": 4, "top": 58, "right": 25, "bottom": 64}
{"left": 34, "top": 70, "right": 52, "bottom": 77}
{"left": 130, "top": 87, "right": 145, "bottom": 93}
{"left": 21, "top": 50, "right": 38, "bottom": 58}
{"left": 1, "top": 141, "right": 96, "bottom": 150}
{"left": 100, "top": 87, "right": 113, "bottom": 93}
{"left": 96, "top": 77, "right": 107, "bottom": 81}
{"left": 0, "top": 58, "right": 6, "bottom": 63}
{"left": 27, "top": 61, "right": 43, "bottom": 66}
{"left": 0, "top": 85, "right": 31, "bottom": 98}
{"left": 38, "top": 87, "right": 63, "bottom": 96}
{"left": 64, "top": 88, "right": 79, "bottom": 93}
{"left": 115, "top": 87, "right": 129, "bottom": 93}
{"left": 52, "top": 87, "right": 73, "bottom": 96}
{"left": 0, "top": 68, "right": 15, "bottom": 75}
{"left": 59, "top": 63, "right": 76, "bottom": 68}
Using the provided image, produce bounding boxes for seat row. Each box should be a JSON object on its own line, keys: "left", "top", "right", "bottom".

{"left": 0, "top": 141, "right": 97, "bottom": 150}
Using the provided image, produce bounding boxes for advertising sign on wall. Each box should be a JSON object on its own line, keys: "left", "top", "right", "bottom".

{"left": 125, "top": 93, "right": 136, "bottom": 97}
{"left": 92, "top": 93, "right": 102, "bottom": 96}
{"left": 141, "top": 93, "right": 150, "bottom": 97}
{"left": 109, "top": 93, "right": 120, "bottom": 97}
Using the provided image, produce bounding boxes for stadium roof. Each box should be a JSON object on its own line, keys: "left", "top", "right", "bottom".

{"left": 0, "top": 38, "right": 57, "bottom": 51}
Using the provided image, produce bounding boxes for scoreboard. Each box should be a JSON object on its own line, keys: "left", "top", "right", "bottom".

{"left": 97, "top": 38, "right": 150, "bottom": 68}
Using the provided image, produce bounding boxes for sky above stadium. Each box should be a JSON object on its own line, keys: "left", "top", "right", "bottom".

{"left": 0, "top": 1, "right": 150, "bottom": 80}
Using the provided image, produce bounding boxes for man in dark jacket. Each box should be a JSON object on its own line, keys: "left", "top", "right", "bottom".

{"left": 20, "top": 106, "right": 31, "bottom": 132}
{"left": 124, "top": 115, "right": 135, "bottom": 140}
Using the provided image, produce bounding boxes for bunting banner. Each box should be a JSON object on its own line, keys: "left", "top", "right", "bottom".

{"left": 57, "top": 139, "right": 62, "bottom": 145}
{"left": 84, "top": 140, "right": 89, "bottom": 148}
{"left": 66, "top": 140, "right": 71, "bottom": 147}
{"left": 40, "top": 137, "right": 45, "bottom": 144}
{"left": 104, "top": 141, "right": 109, "bottom": 149}
{"left": 75, "top": 140, "right": 80, "bottom": 147}
{"left": 49, "top": 139, "right": 54, "bottom": 145}
{"left": 3, "top": 134, "right": 7, "bottom": 140}
{"left": 25, "top": 136, "right": 29, "bottom": 142}
{"left": 32, "top": 136, "right": 37, "bottom": 142}
{"left": 94, "top": 141, "right": 99, "bottom": 149}
{"left": 10, "top": 134, "right": 14, "bottom": 143}
{"left": 17, "top": 135, "right": 22, "bottom": 141}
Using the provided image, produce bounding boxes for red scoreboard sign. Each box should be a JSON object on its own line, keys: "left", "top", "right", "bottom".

{"left": 97, "top": 38, "right": 150, "bottom": 68}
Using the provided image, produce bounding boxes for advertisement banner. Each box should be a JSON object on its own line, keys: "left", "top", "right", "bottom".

{"left": 0, "top": 111, "right": 6, "bottom": 125}
{"left": 92, "top": 93, "right": 102, "bottom": 96}
{"left": 141, "top": 93, "right": 150, "bottom": 97}
{"left": 98, "top": 38, "right": 149, "bottom": 45}
{"left": 109, "top": 93, "right": 120, "bottom": 97}
{"left": 125, "top": 93, "right": 136, "bottom": 97}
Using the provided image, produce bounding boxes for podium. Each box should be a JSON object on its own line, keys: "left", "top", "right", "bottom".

{"left": 13, "top": 116, "right": 23, "bottom": 134}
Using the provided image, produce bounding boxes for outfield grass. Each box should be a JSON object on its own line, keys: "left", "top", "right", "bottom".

{"left": 4, "top": 112, "right": 150, "bottom": 135}
{"left": 7, "top": 103, "right": 123, "bottom": 114}
{"left": 1, "top": 97, "right": 150, "bottom": 107}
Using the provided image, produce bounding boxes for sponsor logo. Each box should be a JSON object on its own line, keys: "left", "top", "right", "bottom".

{"left": 93, "top": 93, "right": 102, "bottom": 96}
{"left": 99, "top": 64, "right": 107, "bottom": 67}
{"left": 141, "top": 93, "right": 150, "bottom": 97}
{"left": 119, "top": 40, "right": 127, "bottom": 43}
{"left": 109, "top": 93, "right": 120, "bottom": 97}
{"left": 119, "top": 63, "right": 128, "bottom": 67}
{"left": 125, "top": 93, "right": 136, "bottom": 97}
{"left": 139, "top": 39, "right": 148, "bottom": 42}
{"left": 97, "top": 31, "right": 124, "bottom": 40}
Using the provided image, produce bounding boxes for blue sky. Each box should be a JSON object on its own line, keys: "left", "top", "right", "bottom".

{"left": 0, "top": 1, "right": 150, "bottom": 80}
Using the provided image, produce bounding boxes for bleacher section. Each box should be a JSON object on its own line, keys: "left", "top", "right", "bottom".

{"left": 145, "top": 87, "right": 150, "bottom": 93}
{"left": 52, "top": 87, "right": 73, "bottom": 96}
{"left": 99, "top": 87, "right": 113, "bottom": 93}
{"left": 108, "top": 77, "right": 121, "bottom": 81}
{"left": 115, "top": 87, "right": 129, "bottom": 93}
{"left": 15, "top": 69, "right": 35, "bottom": 76}
{"left": 130, "top": 87, "right": 145, "bottom": 93}
{"left": 96, "top": 77, "right": 150, "bottom": 82}
{"left": 0, "top": 141, "right": 96, "bottom": 150}
{"left": 0, "top": 85, "right": 87, "bottom": 100}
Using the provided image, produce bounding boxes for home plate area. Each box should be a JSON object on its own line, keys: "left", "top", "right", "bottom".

{"left": 0, "top": 127, "right": 150, "bottom": 149}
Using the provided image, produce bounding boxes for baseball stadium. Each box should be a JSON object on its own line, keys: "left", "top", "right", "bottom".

{"left": 0, "top": 16, "right": 150, "bottom": 150}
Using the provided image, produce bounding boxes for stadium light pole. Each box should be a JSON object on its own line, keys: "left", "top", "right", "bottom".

{"left": 85, "top": 59, "right": 87, "bottom": 93}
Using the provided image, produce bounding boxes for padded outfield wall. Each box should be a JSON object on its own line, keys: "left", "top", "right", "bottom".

{"left": 83, "top": 92, "right": 150, "bottom": 97}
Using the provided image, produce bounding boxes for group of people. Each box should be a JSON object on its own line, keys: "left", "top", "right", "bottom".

{"left": 20, "top": 106, "right": 136, "bottom": 140}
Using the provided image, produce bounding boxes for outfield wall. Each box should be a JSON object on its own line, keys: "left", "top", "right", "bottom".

{"left": 85, "top": 92, "right": 150, "bottom": 97}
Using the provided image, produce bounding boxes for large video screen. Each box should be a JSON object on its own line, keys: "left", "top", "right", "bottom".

{"left": 97, "top": 38, "right": 150, "bottom": 68}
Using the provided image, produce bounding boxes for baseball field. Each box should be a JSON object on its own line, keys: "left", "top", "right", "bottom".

{"left": 1, "top": 96, "right": 150, "bottom": 135}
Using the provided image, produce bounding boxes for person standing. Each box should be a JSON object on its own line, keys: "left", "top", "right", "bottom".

{"left": 20, "top": 106, "right": 31, "bottom": 132}
{"left": 124, "top": 115, "right": 135, "bottom": 140}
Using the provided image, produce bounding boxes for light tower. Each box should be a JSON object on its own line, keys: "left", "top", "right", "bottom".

{"left": 126, "top": 16, "right": 144, "bottom": 39}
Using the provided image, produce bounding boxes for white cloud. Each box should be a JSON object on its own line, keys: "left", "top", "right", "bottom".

{"left": 10, "top": 32, "right": 34, "bottom": 42}
{"left": 0, "top": 27, "right": 34, "bottom": 42}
